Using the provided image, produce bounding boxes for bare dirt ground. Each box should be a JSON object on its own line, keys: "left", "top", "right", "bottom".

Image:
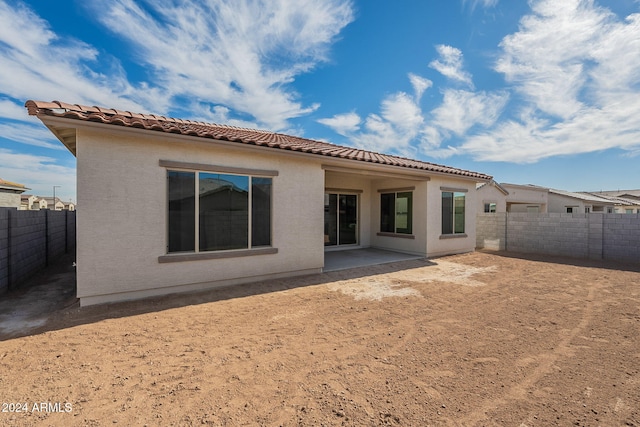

{"left": 1, "top": 251, "right": 639, "bottom": 426}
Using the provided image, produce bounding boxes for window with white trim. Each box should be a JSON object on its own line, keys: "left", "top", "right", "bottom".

{"left": 442, "top": 191, "right": 465, "bottom": 235}
{"left": 167, "top": 170, "right": 272, "bottom": 253}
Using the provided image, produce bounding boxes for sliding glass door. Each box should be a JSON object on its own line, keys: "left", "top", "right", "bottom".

{"left": 324, "top": 193, "right": 358, "bottom": 246}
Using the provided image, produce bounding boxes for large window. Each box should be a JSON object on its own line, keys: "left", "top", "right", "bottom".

{"left": 380, "top": 191, "right": 412, "bottom": 234}
{"left": 168, "top": 170, "right": 272, "bottom": 253}
{"left": 442, "top": 191, "right": 465, "bottom": 235}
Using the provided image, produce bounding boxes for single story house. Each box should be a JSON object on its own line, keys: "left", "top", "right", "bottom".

{"left": 26, "top": 100, "right": 492, "bottom": 306}
{"left": 585, "top": 191, "right": 640, "bottom": 214}
{"left": 476, "top": 182, "right": 548, "bottom": 213}
{"left": 544, "top": 188, "right": 616, "bottom": 214}
{"left": 476, "top": 180, "right": 508, "bottom": 213}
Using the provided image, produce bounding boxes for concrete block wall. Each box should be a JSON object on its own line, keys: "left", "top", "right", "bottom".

{"left": 603, "top": 214, "right": 640, "bottom": 263}
{"left": 0, "top": 209, "right": 8, "bottom": 294}
{"left": 476, "top": 212, "right": 639, "bottom": 263}
{"left": 476, "top": 213, "right": 506, "bottom": 250}
{"left": 0, "top": 208, "right": 76, "bottom": 294}
{"left": 9, "top": 210, "right": 47, "bottom": 287}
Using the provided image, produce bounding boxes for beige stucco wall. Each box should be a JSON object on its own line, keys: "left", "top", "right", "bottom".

{"left": 0, "top": 192, "right": 20, "bottom": 208}
{"left": 547, "top": 194, "right": 593, "bottom": 213}
{"left": 76, "top": 127, "right": 325, "bottom": 305}
{"left": 476, "top": 184, "right": 507, "bottom": 213}
{"left": 370, "top": 178, "right": 429, "bottom": 256}
{"left": 73, "top": 124, "right": 486, "bottom": 305}
{"left": 425, "top": 177, "right": 479, "bottom": 258}
{"left": 502, "top": 184, "right": 548, "bottom": 213}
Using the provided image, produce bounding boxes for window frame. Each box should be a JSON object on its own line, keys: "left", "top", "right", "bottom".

{"left": 441, "top": 188, "right": 467, "bottom": 237}
{"left": 484, "top": 202, "right": 497, "bottom": 213}
{"left": 159, "top": 160, "right": 278, "bottom": 262}
{"left": 377, "top": 188, "right": 414, "bottom": 237}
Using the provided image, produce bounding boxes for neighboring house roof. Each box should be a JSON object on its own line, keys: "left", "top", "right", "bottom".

{"left": 476, "top": 180, "right": 509, "bottom": 195}
{"left": 0, "top": 178, "right": 29, "bottom": 193}
{"left": 582, "top": 193, "right": 640, "bottom": 207}
{"left": 590, "top": 189, "right": 640, "bottom": 196}
{"left": 546, "top": 188, "right": 614, "bottom": 205}
{"left": 25, "top": 100, "right": 492, "bottom": 181}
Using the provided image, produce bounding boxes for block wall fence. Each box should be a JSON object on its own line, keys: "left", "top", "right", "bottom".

{"left": 477, "top": 212, "right": 640, "bottom": 263}
{"left": 0, "top": 208, "right": 76, "bottom": 294}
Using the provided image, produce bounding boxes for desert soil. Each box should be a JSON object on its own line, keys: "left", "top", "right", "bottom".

{"left": 1, "top": 251, "right": 639, "bottom": 426}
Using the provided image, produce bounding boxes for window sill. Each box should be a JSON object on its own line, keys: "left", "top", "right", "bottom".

{"left": 439, "top": 233, "right": 467, "bottom": 240}
{"left": 158, "top": 247, "right": 278, "bottom": 263}
{"left": 376, "top": 232, "right": 415, "bottom": 240}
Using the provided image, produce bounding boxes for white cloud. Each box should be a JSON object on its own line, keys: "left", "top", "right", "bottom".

{"left": 317, "top": 112, "right": 361, "bottom": 136}
{"left": 0, "top": 149, "right": 76, "bottom": 202}
{"left": 0, "top": 98, "right": 28, "bottom": 121}
{"left": 409, "top": 73, "right": 432, "bottom": 102}
{"left": 463, "top": 0, "right": 640, "bottom": 162}
{"left": 463, "top": 0, "right": 499, "bottom": 11}
{"left": 0, "top": 121, "right": 63, "bottom": 150}
{"left": 349, "top": 92, "right": 424, "bottom": 155}
{"left": 430, "top": 89, "right": 509, "bottom": 136}
{"left": 462, "top": 92, "right": 640, "bottom": 163}
{"left": 91, "top": 0, "right": 355, "bottom": 130}
{"left": 0, "top": 1, "right": 153, "bottom": 114}
{"left": 429, "top": 45, "right": 474, "bottom": 87}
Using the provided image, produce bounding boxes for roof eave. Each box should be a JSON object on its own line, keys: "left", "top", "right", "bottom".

{"left": 34, "top": 108, "right": 492, "bottom": 181}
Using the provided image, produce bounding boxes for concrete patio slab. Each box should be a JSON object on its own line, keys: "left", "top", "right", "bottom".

{"left": 323, "top": 247, "right": 424, "bottom": 272}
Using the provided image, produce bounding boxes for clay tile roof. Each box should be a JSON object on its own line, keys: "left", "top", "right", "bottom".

{"left": 0, "top": 178, "right": 26, "bottom": 188}
{"left": 25, "top": 100, "right": 492, "bottom": 180}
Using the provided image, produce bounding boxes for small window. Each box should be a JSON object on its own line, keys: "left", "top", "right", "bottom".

{"left": 626, "top": 209, "right": 633, "bottom": 214}
{"left": 380, "top": 191, "right": 413, "bottom": 234}
{"left": 585, "top": 207, "right": 591, "bottom": 213}
{"left": 442, "top": 192, "right": 465, "bottom": 235}
{"left": 566, "top": 207, "right": 574, "bottom": 213}
{"left": 484, "top": 202, "right": 497, "bottom": 213}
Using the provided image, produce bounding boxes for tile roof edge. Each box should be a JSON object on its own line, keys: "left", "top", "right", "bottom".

{"left": 25, "top": 99, "right": 493, "bottom": 181}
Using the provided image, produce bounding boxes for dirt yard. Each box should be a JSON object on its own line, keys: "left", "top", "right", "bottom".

{"left": 1, "top": 251, "right": 639, "bottom": 426}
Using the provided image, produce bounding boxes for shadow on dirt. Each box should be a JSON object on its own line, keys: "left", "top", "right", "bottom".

{"left": 3, "top": 249, "right": 637, "bottom": 341}
{"left": 0, "top": 253, "right": 436, "bottom": 341}
{"left": 478, "top": 249, "right": 640, "bottom": 273}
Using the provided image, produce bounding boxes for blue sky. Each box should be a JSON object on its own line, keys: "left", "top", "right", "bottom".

{"left": 1, "top": 0, "right": 639, "bottom": 202}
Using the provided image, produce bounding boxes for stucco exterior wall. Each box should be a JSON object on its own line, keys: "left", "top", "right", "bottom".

{"left": 502, "top": 184, "right": 548, "bottom": 213}
{"left": 0, "top": 192, "right": 20, "bottom": 209}
{"left": 370, "top": 178, "right": 429, "bottom": 256}
{"left": 547, "top": 193, "right": 586, "bottom": 213}
{"left": 476, "top": 184, "right": 507, "bottom": 213}
{"left": 75, "top": 127, "right": 325, "bottom": 305}
{"left": 425, "top": 177, "right": 479, "bottom": 258}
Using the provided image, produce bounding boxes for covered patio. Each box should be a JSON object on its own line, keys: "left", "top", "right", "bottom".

{"left": 323, "top": 248, "right": 424, "bottom": 272}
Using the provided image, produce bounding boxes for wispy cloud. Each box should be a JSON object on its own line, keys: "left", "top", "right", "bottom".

{"left": 429, "top": 45, "right": 474, "bottom": 88}
{"left": 461, "top": 0, "right": 640, "bottom": 162}
{"left": 319, "top": 72, "right": 431, "bottom": 156}
{"left": 0, "top": 1, "right": 153, "bottom": 114}
{"left": 91, "top": 0, "right": 354, "bottom": 130}
{"left": 463, "top": 0, "right": 499, "bottom": 11}
{"left": 0, "top": 148, "right": 76, "bottom": 201}
{"left": 0, "top": 121, "right": 64, "bottom": 150}
{"left": 320, "top": 0, "right": 640, "bottom": 165}
{"left": 317, "top": 112, "right": 361, "bottom": 136}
